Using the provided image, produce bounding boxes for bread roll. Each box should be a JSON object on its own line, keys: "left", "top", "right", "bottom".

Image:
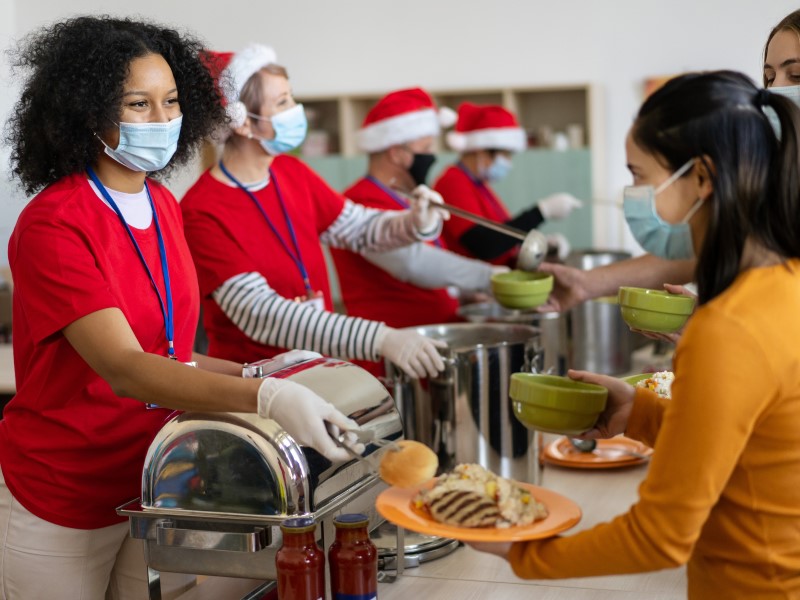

{"left": 379, "top": 440, "right": 438, "bottom": 488}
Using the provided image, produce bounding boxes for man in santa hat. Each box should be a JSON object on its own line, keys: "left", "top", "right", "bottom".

{"left": 330, "top": 88, "right": 506, "bottom": 374}
{"left": 434, "top": 102, "right": 583, "bottom": 266}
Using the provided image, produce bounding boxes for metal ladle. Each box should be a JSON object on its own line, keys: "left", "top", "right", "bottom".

{"left": 569, "top": 438, "right": 598, "bottom": 452}
{"left": 393, "top": 187, "right": 549, "bottom": 272}
{"left": 435, "top": 202, "right": 549, "bottom": 272}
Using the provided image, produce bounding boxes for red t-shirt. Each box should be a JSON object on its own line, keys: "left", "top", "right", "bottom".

{"left": 181, "top": 155, "right": 344, "bottom": 364}
{"left": 1, "top": 173, "right": 199, "bottom": 529}
{"left": 433, "top": 164, "right": 517, "bottom": 266}
{"left": 331, "top": 177, "right": 459, "bottom": 327}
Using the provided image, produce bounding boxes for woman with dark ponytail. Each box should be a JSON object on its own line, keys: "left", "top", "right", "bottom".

{"left": 471, "top": 71, "right": 800, "bottom": 599}
{"left": 539, "top": 8, "right": 800, "bottom": 319}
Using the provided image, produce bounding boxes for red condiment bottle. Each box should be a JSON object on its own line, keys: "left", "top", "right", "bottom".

{"left": 276, "top": 517, "right": 326, "bottom": 600}
{"left": 328, "top": 513, "right": 378, "bottom": 600}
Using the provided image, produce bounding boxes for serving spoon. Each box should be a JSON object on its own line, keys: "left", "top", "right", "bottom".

{"left": 393, "top": 187, "right": 549, "bottom": 272}
{"left": 434, "top": 202, "right": 548, "bottom": 272}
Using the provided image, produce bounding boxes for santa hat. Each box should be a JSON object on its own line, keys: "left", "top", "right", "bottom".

{"left": 203, "top": 44, "right": 278, "bottom": 128}
{"left": 446, "top": 102, "right": 527, "bottom": 153}
{"left": 357, "top": 88, "right": 457, "bottom": 153}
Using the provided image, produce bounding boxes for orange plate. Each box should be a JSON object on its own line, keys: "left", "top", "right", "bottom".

{"left": 544, "top": 436, "right": 653, "bottom": 469}
{"left": 375, "top": 481, "right": 581, "bottom": 542}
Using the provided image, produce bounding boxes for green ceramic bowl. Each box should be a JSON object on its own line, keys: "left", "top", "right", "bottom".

{"left": 493, "top": 291, "right": 551, "bottom": 310}
{"left": 509, "top": 373, "right": 608, "bottom": 435}
{"left": 617, "top": 287, "right": 695, "bottom": 333}
{"left": 621, "top": 373, "right": 651, "bottom": 387}
{"left": 491, "top": 271, "right": 554, "bottom": 310}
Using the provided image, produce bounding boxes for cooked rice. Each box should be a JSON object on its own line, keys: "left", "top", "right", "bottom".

{"left": 415, "top": 463, "right": 548, "bottom": 528}
{"left": 637, "top": 370, "right": 674, "bottom": 398}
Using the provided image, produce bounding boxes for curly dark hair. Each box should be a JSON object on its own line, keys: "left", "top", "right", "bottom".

{"left": 5, "top": 15, "right": 227, "bottom": 194}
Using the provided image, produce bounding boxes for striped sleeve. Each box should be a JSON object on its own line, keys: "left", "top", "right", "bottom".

{"left": 213, "top": 272, "right": 384, "bottom": 360}
{"left": 320, "top": 199, "right": 435, "bottom": 252}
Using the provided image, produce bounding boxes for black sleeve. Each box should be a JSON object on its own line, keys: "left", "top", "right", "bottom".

{"left": 458, "top": 206, "right": 545, "bottom": 261}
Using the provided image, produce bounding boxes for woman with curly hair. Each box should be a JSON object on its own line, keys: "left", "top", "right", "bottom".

{"left": 1, "top": 15, "right": 360, "bottom": 599}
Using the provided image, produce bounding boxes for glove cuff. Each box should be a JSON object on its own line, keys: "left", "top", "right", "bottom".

{"left": 373, "top": 323, "right": 391, "bottom": 355}
{"left": 537, "top": 198, "right": 554, "bottom": 221}
{"left": 257, "top": 377, "right": 289, "bottom": 418}
{"left": 414, "top": 215, "right": 443, "bottom": 241}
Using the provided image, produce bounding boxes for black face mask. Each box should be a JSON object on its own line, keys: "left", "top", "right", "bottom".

{"left": 408, "top": 153, "right": 436, "bottom": 186}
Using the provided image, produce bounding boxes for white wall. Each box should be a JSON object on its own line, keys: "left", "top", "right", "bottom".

{"left": 0, "top": 0, "right": 27, "bottom": 268}
{"left": 1, "top": 0, "right": 796, "bottom": 263}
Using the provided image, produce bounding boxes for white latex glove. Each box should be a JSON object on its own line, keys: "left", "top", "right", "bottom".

{"left": 257, "top": 377, "right": 360, "bottom": 462}
{"left": 537, "top": 193, "right": 583, "bottom": 220}
{"left": 410, "top": 184, "right": 450, "bottom": 236}
{"left": 545, "top": 233, "right": 571, "bottom": 261}
{"left": 377, "top": 326, "right": 447, "bottom": 379}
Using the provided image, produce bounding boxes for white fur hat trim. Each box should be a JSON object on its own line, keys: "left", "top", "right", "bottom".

{"left": 446, "top": 127, "right": 527, "bottom": 152}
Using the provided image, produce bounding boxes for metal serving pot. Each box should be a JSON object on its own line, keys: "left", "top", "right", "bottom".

{"left": 386, "top": 323, "right": 541, "bottom": 483}
{"left": 566, "top": 250, "right": 639, "bottom": 375}
{"left": 457, "top": 302, "right": 569, "bottom": 375}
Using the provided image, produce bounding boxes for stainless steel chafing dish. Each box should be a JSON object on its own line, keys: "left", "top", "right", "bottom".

{"left": 117, "top": 354, "right": 402, "bottom": 598}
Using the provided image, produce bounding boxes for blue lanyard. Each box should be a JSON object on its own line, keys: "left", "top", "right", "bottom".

{"left": 219, "top": 161, "right": 313, "bottom": 295}
{"left": 365, "top": 175, "right": 442, "bottom": 248}
{"left": 86, "top": 166, "right": 176, "bottom": 359}
{"left": 456, "top": 162, "right": 508, "bottom": 221}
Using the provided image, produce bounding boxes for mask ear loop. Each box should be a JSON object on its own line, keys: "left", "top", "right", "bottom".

{"left": 680, "top": 196, "right": 706, "bottom": 224}
{"left": 655, "top": 158, "right": 696, "bottom": 194}
{"left": 246, "top": 111, "right": 271, "bottom": 122}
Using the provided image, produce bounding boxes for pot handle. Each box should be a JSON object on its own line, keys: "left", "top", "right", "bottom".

{"left": 156, "top": 520, "right": 269, "bottom": 552}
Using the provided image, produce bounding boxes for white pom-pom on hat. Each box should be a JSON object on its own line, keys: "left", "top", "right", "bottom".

{"left": 438, "top": 106, "right": 457, "bottom": 129}
{"left": 227, "top": 101, "right": 248, "bottom": 129}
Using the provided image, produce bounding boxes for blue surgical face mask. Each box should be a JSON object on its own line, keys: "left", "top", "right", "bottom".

{"left": 485, "top": 154, "right": 513, "bottom": 181}
{"left": 101, "top": 115, "right": 182, "bottom": 172}
{"left": 250, "top": 104, "right": 308, "bottom": 156}
{"left": 622, "top": 159, "right": 704, "bottom": 260}
{"left": 763, "top": 85, "right": 800, "bottom": 136}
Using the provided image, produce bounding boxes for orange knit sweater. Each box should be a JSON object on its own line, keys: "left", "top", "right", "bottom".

{"left": 508, "top": 260, "right": 800, "bottom": 599}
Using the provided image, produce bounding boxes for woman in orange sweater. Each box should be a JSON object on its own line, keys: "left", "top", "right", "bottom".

{"left": 471, "top": 71, "right": 800, "bottom": 598}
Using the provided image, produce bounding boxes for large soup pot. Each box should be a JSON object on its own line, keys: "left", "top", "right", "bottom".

{"left": 385, "top": 323, "right": 541, "bottom": 483}
{"left": 566, "top": 250, "right": 639, "bottom": 375}
{"left": 457, "top": 302, "right": 568, "bottom": 375}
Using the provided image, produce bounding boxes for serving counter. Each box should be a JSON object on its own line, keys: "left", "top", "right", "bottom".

{"left": 178, "top": 439, "right": 687, "bottom": 599}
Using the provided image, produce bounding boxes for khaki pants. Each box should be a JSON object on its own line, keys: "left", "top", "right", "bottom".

{"left": 0, "top": 469, "right": 195, "bottom": 599}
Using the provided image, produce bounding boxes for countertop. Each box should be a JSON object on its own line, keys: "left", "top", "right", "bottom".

{"left": 179, "top": 442, "right": 686, "bottom": 599}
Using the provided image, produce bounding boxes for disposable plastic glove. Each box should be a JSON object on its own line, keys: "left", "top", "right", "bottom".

{"left": 537, "top": 193, "right": 583, "bottom": 220}
{"left": 257, "top": 377, "right": 362, "bottom": 462}
{"left": 377, "top": 326, "right": 447, "bottom": 379}
{"left": 410, "top": 184, "right": 450, "bottom": 236}
{"left": 545, "top": 232, "right": 571, "bottom": 261}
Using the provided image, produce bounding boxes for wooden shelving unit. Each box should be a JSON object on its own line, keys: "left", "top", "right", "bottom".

{"left": 297, "top": 84, "right": 597, "bottom": 158}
